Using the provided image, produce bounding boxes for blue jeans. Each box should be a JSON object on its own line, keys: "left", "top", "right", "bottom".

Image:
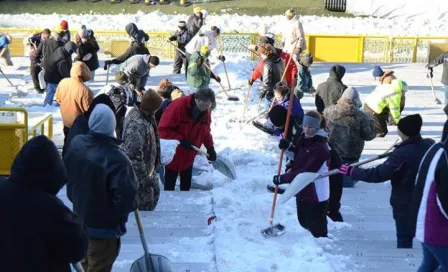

{"left": 43, "top": 83, "right": 58, "bottom": 106}
{"left": 444, "top": 85, "right": 448, "bottom": 105}
{"left": 417, "top": 243, "right": 448, "bottom": 272}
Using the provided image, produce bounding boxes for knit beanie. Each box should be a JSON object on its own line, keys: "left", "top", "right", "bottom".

{"left": 200, "top": 45, "right": 209, "bottom": 55}
{"left": 60, "top": 20, "right": 69, "bottom": 30}
{"left": 285, "top": 8, "right": 295, "bottom": 18}
{"left": 141, "top": 89, "right": 163, "bottom": 114}
{"left": 372, "top": 66, "right": 384, "bottom": 77}
{"left": 149, "top": 56, "right": 160, "bottom": 66}
{"left": 88, "top": 104, "right": 117, "bottom": 138}
{"left": 340, "top": 87, "right": 362, "bottom": 108}
{"left": 300, "top": 53, "right": 313, "bottom": 67}
{"left": 178, "top": 21, "right": 187, "bottom": 28}
{"left": 193, "top": 6, "right": 202, "bottom": 14}
{"left": 397, "top": 114, "right": 423, "bottom": 137}
{"left": 268, "top": 105, "right": 288, "bottom": 127}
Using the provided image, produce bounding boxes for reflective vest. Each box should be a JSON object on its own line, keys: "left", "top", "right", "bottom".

{"left": 365, "top": 79, "right": 406, "bottom": 124}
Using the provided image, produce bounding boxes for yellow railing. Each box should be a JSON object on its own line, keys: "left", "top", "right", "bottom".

{"left": 1, "top": 28, "right": 448, "bottom": 63}
{"left": 0, "top": 107, "right": 53, "bottom": 176}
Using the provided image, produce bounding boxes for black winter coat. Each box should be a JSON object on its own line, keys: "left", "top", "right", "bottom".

{"left": 259, "top": 54, "right": 285, "bottom": 101}
{"left": 35, "top": 38, "right": 63, "bottom": 65}
{"left": 64, "top": 133, "right": 137, "bottom": 232}
{"left": 111, "top": 41, "right": 150, "bottom": 65}
{"left": 187, "top": 14, "right": 204, "bottom": 36}
{"left": 43, "top": 47, "right": 72, "bottom": 84}
{"left": 0, "top": 136, "right": 87, "bottom": 272}
{"left": 351, "top": 136, "right": 434, "bottom": 219}
{"left": 315, "top": 65, "right": 348, "bottom": 113}
{"left": 170, "top": 29, "right": 193, "bottom": 49}
{"left": 76, "top": 39, "right": 100, "bottom": 72}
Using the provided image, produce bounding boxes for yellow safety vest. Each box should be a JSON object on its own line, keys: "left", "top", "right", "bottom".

{"left": 366, "top": 80, "right": 406, "bottom": 124}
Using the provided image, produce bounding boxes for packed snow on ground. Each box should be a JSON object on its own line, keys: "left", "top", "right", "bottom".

{"left": 347, "top": 0, "right": 448, "bottom": 21}
{"left": 0, "top": 9, "right": 447, "bottom": 36}
{"left": 0, "top": 51, "right": 446, "bottom": 271}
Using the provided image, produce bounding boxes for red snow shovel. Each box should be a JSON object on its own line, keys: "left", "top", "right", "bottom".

{"left": 130, "top": 209, "right": 175, "bottom": 272}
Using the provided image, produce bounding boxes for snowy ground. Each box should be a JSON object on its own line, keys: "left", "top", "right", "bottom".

{"left": 0, "top": 54, "right": 446, "bottom": 271}
{"left": 0, "top": 9, "right": 447, "bottom": 37}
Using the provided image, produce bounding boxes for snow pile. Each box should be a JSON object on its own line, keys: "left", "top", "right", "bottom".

{"left": 0, "top": 10, "right": 447, "bottom": 36}
{"left": 347, "top": 0, "right": 448, "bottom": 20}
{"left": 160, "top": 139, "right": 179, "bottom": 166}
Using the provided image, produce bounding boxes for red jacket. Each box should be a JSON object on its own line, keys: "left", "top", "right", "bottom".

{"left": 158, "top": 94, "right": 214, "bottom": 172}
{"left": 251, "top": 51, "right": 298, "bottom": 88}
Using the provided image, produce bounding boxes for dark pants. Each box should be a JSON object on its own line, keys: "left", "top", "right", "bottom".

{"left": 417, "top": 242, "right": 448, "bottom": 272}
{"left": 395, "top": 216, "right": 414, "bottom": 248}
{"left": 364, "top": 104, "right": 389, "bottom": 137}
{"left": 328, "top": 148, "right": 344, "bottom": 222}
{"left": 164, "top": 166, "right": 193, "bottom": 191}
{"left": 81, "top": 238, "right": 121, "bottom": 272}
{"left": 30, "top": 62, "right": 42, "bottom": 92}
{"left": 115, "top": 114, "right": 125, "bottom": 140}
{"left": 296, "top": 199, "right": 329, "bottom": 238}
{"left": 62, "top": 126, "right": 70, "bottom": 157}
{"left": 173, "top": 47, "right": 187, "bottom": 74}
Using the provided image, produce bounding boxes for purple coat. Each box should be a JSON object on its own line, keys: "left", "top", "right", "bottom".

{"left": 281, "top": 129, "right": 330, "bottom": 203}
{"left": 411, "top": 142, "right": 448, "bottom": 246}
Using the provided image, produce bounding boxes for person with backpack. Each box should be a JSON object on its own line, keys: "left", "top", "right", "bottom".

{"left": 97, "top": 71, "right": 136, "bottom": 139}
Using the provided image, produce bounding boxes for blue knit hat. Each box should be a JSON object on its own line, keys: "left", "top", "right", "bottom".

{"left": 372, "top": 66, "right": 384, "bottom": 77}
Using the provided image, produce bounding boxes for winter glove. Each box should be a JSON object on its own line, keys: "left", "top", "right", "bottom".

{"left": 338, "top": 163, "right": 353, "bottom": 176}
{"left": 207, "top": 147, "right": 217, "bottom": 162}
{"left": 272, "top": 175, "right": 286, "bottom": 185}
{"left": 248, "top": 79, "right": 254, "bottom": 86}
{"left": 278, "top": 139, "right": 292, "bottom": 150}
{"left": 180, "top": 139, "right": 194, "bottom": 151}
{"left": 82, "top": 53, "right": 92, "bottom": 61}
{"left": 168, "top": 36, "right": 176, "bottom": 42}
{"left": 285, "top": 160, "right": 294, "bottom": 173}
{"left": 104, "top": 60, "right": 112, "bottom": 70}
{"left": 215, "top": 76, "right": 221, "bottom": 83}
{"left": 218, "top": 55, "right": 226, "bottom": 62}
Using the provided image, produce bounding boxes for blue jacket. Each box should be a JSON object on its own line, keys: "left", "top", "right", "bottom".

{"left": 0, "top": 35, "right": 10, "bottom": 49}
{"left": 351, "top": 135, "right": 434, "bottom": 219}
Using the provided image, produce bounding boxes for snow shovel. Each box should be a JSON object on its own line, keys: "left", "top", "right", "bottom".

{"left": 203, "top": 63, "right": 240, "bottom": 102}
{"left": 427, "top": 67, "right": 442, "bottom": 105}
{"left": 278, "top": 152, "right": 393, "bottom": 206}
{"left": 217, "top": 36, "right": 232, "bottom": 91}
{"left": 130, "top": 209, "right": 176, "bottom": 272}
{"left": 261, "top": 64, "right": 298, "bottom": 238}
{"left": 0, "top": 66, "right": 15, "bottom": 88}
{"left": 192, "top": 145, "right": 237, "bottom": 180}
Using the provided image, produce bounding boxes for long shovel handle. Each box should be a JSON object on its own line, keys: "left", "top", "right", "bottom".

{"left": 0, "top": 68, "right": 15, "bottom": 87}
{"left": 192, "top": 145, "right": 210, "bottom": 158}
{"left": 217, "top": 36, "right": 231, "bottom": 90}
{"left": 134, "top": 209, "right": 155, "bottom": 270}
{"left": 203, "top": 63, "right": 232, "bottom": 99}
{"left": 279, "top": 38, "right": 300, "bottom": 84}
{"left": 242, "top": 84, "right": 252, "bottom": 118}
{"left": 105, "top": 65, "right": 110, "bottom": 85}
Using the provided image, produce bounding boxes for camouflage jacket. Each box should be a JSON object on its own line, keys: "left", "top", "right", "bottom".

{"left": 121, "top": 106, "right": 161, "bottom": 181}
{"left": 324, "top": 101, "right": 376, "bottom": 160}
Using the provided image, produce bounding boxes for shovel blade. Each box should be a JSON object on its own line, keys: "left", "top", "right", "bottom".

{"left": 261, "top": 223, "right": 286, "bottom": 238}
{"left": 212, "top": 156, "right": 237, "bottom": 180}
{"left": 130, "top": 253, "right": 176, "bottom": 272}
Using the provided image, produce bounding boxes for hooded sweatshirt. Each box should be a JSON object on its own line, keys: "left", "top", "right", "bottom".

{"left": 121, "top": 54, "right": 151, "bottom": 84}
{"left": 0, "top": 136, "right": 88, "bottom": 272}
{"left": 56, "top": 61, "right": 94, "bottom": 128}
{"left": 315, "top": 65, "right": 348, "bottom": 113}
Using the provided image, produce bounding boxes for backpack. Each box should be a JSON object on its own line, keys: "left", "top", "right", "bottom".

{"left": 108, "top": 85, "right": 127, "bottom": 115}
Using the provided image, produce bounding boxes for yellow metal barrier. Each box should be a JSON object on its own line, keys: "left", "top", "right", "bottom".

{"left": 0, "top": 107, "right": 53, "bottom": 176}
{"left": 1, "top": 28, "right": 448, "bottom": 63}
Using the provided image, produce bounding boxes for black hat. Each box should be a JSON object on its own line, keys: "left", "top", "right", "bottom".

{"left": 397, "top": 114, "right": 423, "bottom": 137}
{"left": 268, "top": 105, "right": 288, "bottom": 127}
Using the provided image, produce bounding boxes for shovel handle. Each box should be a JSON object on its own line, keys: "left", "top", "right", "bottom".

{"left": 192, "top": 145, "right": 210, "bottom": 158}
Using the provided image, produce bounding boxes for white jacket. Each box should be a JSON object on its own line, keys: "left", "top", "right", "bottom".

{"left": 282, "top": 15, "right": 306, "bottom": 54}
{"left": 185, "top": 27, "right": 219, "bottom": 58}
